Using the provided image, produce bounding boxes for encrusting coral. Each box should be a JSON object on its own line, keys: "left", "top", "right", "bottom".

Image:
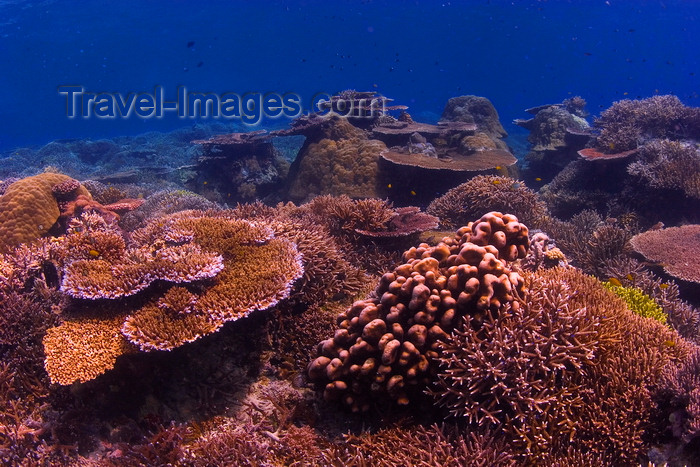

{"left": 307, "top": 212, "right": 529, "bottom": 411}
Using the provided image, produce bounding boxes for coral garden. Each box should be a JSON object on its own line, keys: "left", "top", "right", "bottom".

{"left": 1, "top": 92, "right": 700, "bottom": 466}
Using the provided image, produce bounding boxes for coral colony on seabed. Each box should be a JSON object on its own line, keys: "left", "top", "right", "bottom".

{"left": 1, "top": 88, "right": 700, "bottom": 467}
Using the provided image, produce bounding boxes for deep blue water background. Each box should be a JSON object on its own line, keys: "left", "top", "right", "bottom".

{"left": 0, "top": 0, "right": 697, "bottom": 152}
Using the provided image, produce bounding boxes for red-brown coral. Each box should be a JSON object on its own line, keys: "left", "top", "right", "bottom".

{"left": 434, "top": 266, "right": 690, "bottom": 463}
{"left": 307, "top": 212, "right": 528, "bottom": 411}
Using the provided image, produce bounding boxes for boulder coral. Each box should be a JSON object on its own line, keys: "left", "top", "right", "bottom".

{"left": 0, "top": 173, "right": 92, "bottom": 251}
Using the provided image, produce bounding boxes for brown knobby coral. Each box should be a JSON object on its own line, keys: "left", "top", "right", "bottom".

{"left": 307, "top": 212, "right": 528, "bottom": 411}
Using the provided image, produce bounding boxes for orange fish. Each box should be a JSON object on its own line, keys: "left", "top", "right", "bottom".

{"left": 607, "top": 277, "right": 622, "bottom": 287}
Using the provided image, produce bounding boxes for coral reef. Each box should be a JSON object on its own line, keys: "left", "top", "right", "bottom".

{"left": 426, "top": 175, "right": 549, "bottom": 230}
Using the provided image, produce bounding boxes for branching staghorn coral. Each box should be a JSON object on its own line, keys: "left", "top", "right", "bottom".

{"left": 627, "top": 139, "right": 700, "bottom": 199}
{"left": 432, "top": 272, "right": 599, "bottom": 456}
{"left": 426, "top": 175, "right": 549, "bottom": 230}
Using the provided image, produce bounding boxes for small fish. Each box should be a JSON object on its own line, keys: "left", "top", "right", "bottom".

{"left": 88, "top": 249, "right": 100, "bottom": 258}
{"left": 511, "top": 182, "right": 522, "bottom": 189}
{"left": 584, "top": 52, "right": 593, "bottom": 56}
{"left": 387, "top": 183, "right": 392, "bottom": 188}
{"left": 626, "top": 273, "right": 635, "bottom": 281}
{"left": 492, "top": 180, "right": 501, "bottom": 185}
{"left": 410, "top": 190, "right": 416, "bottom": 196}
{"left": 535, "top": 177, "right": 542, "bottom": 182}
{"left": 623, "top": 92, "right": 628, "bottom": 95}
{"left": 203, "top": 181, "right": 208, "bottom": 185}
{"left": 608, "top": 142, "right": 616, "bottom": 150}
{"left": 187, "top": 41, "right": 195, "bottom": 48}
{"left": 659, "top": 283, "right": 669, "bottom": 289}
{"left": 607, "top": 277, "right": 622, "bottom": 287}
{"left": 662, "top": 340, "right": 676, "bottom": 347}
{"left": 495, "top": 166, "right": 502, "bottom": 170}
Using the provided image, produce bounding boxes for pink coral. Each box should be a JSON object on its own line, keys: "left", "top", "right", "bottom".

{"left": 630, "top": 225, "right": 700, "bottom": 284}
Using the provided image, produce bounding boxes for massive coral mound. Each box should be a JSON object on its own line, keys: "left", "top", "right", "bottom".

{"left": 427, "top": 175, "right": 549, "bottom": 230}
{"left": 286, "top": 118, "right": 388, "bottom": 203}
{"left": 307, "top": 212, "right": 529, "bottom": 411}
{"left": 0, "top": 172, "right": 92, "bottom": 251}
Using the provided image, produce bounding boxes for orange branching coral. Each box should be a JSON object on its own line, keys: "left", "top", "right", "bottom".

{"left": 308, "top": 212, "right": 528, "bottom": 411}
{"left": 43, "top": 314, "right": 133, "bottom": 385}
{"left": 0, "top": 173, "right": 92, "bottom": 251}
{"left": 427, "top": 175, "right": 549, "bottom": 231}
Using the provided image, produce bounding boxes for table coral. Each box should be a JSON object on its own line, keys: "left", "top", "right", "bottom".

{"left": 0, "top": 173, "right": 91, "bottom": 251}
{"left": 122, "top": 212, "right": 304, "bottom": 351}
{"left": 630, "top": 225, "right": 700, "bottom": 284}
{"left": 42, "top": 210, "right": 304, "bottom": 382}
{"left": 307, "top": 212, "right": 528, "bottom": 411}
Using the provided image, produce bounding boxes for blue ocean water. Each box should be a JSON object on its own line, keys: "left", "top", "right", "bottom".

{"left": 0, "top": 0, "right": 697, "bottom": 151}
